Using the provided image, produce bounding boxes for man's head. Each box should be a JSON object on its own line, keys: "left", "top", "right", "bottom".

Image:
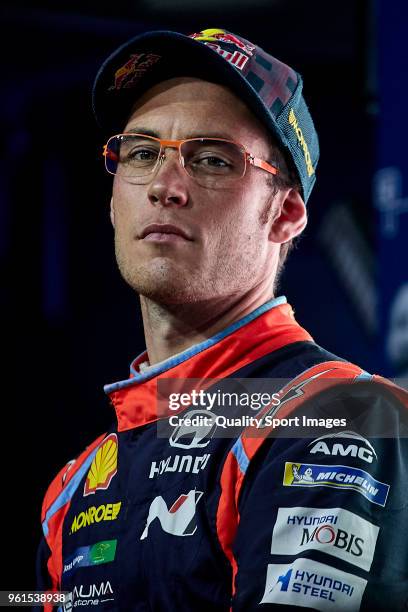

{"left": 108, "top": 76, "right": 306, "bottom": 304}
{"left": 93, "top": 28, "right": 319, "bottom": 303}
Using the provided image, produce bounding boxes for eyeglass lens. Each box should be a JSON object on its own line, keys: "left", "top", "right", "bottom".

{"left": 105, "top": 135, "right": 246, "bottom": 185}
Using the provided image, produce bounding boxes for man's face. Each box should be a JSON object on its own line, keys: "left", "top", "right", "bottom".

{"left": 111, "top": 77, "right": 287, "bottom": 304}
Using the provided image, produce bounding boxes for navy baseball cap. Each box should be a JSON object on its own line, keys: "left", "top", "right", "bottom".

{"left": 92, "top": 28, "right": 319, "bottom": 202}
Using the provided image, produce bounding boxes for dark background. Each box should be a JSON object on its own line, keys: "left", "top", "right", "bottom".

{"left": 1, "top": 0, "right": 407, "bottom": 591}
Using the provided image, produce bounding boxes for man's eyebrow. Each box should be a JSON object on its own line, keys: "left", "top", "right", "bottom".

{"left": 187, "top": 132, "right": 236, "bottom": 140}
{"left": 125, "top": 128, "right": 160, "bottom": 138}
{"left": 123, "top": 128, "right": 236, "bottom": 140}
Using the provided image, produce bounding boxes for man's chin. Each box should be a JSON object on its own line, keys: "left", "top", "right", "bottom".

{"left": 119, "top": 266, "right": 202, "bottom": 304}
{"left": 137, "top": 283, "right": 200, "bottom": 304}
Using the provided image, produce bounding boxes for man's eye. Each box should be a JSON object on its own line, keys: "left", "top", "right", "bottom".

{"left": 192, "top": 155, "right": 231, "bottom": 168}
{"left": 123, "top": 148, "right": 158, "bottom": 162}
{"left": 204, "top": 156, "right": 229, "bottom": 167}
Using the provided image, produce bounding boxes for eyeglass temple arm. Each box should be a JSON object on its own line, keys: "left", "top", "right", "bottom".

{"left": 247, "top": 154, "right": 278, "bottom": 176}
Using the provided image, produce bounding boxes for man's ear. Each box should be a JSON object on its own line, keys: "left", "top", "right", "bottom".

{"left": 110, "top": 197, "right": 115, "bottom": 228}
{"left": 269, "top": 189, "right": 307, "bottom": 243}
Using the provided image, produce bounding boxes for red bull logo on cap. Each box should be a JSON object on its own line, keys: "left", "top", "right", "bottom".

{"left": 110, "top": 53, "right": 161, "bottom": 90}
{"left": 189, "top": 28, "right": 255, "bottom": 56}
{"left": 203, "top": 44, "right": 250, "bottom": 71}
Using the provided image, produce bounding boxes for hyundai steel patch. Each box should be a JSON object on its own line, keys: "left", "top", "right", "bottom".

{"left": 260, "top": 558, "right": 367, "bottom": 609}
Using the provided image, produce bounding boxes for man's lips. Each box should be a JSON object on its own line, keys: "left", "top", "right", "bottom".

{"left": 139, "top": 224, "right": 193, "bottom": 242}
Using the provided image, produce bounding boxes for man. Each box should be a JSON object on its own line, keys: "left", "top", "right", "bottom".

{"left": 37, "top": 28, "right": 408, "bottom": 611}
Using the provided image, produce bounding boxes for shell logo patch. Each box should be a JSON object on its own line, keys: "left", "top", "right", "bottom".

{"left": 84, "top": 434, "right": 118, "bottom": 496}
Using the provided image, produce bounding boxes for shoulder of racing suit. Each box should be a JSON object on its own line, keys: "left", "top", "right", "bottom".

{"left": 38, "top": 432, "right": 108, "bottom": 595}
{"left": 218, "top": 373, "right": 408, "bottom": 611}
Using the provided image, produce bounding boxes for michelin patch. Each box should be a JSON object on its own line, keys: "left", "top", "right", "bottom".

{"left": 283, "top": 462, "right": 390, "bottom": 507}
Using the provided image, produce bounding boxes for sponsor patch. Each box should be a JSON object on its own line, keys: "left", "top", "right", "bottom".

{"left": 70, "top": 502, "right": 122, "bottom": 534}
{"left": 169, "top": 410, "right": 217, "bottom": 448}
{"left": 271, "top": 507, "right": 379, "bottom": 571}
{"left": 283, "top": 462, "right": 390, "bottom": 506}
{"left": 309, "top": 431, "right": 377, "bottom": 464}
{"left": 256, "top": 368, "right": 335, "bottom": 427}
{"left": 84, "top": 433, "right": 118, "bottom": 496}
{"left": 63, "top": 540, "right": 117, "bottom": 575}
{"left": 149, "top": 453, "right": 210, "bottom": 478}
{"left": 288, "top": 107, "right": 315, "bottom": 177}
{"left": 140, "top": 490, "right": 203, "bottom": 539}
{"left": 63, "top": 581, "right": 114, "bottom": 611}
{"left": 110, "top": 53, "right": 161, "bottom": 90}
{"left": 200, "top": 43, "right": 250, "bottom": 70}
{"left": 189, "top": 28, "right": 255, "bottom": 55}
{"left": 260, "top": 558, "right": 367, "bottom": 610}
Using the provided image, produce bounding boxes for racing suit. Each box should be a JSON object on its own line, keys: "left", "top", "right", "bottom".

{"left": 37, "top": 297, "right": 408, "bottom": 611}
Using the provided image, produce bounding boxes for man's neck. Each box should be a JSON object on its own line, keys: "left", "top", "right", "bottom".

{"left": 140, "top": 287, "right": 275, "bottom": 366}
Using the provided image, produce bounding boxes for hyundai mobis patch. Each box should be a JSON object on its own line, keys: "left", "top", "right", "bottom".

{"left": 270, "top": 507, "right": 379, "bottom": 571}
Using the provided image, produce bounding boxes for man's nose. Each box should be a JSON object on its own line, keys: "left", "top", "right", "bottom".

{"left": 147, "top": 153, "right": 189, "bottom": 208}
